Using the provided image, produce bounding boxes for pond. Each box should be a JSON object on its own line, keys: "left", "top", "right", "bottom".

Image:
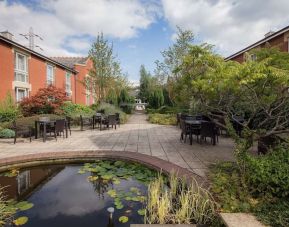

{"left": 0, "top": 160, "right": 158, "bottom": 227}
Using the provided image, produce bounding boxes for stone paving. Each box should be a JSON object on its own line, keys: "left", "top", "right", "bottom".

{"left": 0, "top": 113, "right": 235, "bottom": 178}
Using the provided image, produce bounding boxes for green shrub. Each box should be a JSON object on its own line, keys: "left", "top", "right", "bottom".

{"left": 96, "top": 103, "right": 128, "bottom": 123}
{"left": 254, "top": 198, "right": 289, "bottom": 227}
{"left": 0, "top": 128, "right": 15, "bottom": 138}
{"left": 245, "top": 143, "right": 289, "bottom": 197}
{"left": 209, "top": 162, "right": 252, "bottom": 213}
{"left": 0, "top": 93, "right": 21, "bottom": 123}
{"left": 60, "top": 102, "right": 94, "bottom": 119}
{"left": 146, "top": 106, "right": 189, "bottom": 115}
{"left": 148, "top": 113, "right": 177, "bottom": 125}
{"left": 10, "top": 114, "right": 63, "bottom": 128}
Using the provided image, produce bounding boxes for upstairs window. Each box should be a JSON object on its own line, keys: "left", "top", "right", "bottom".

{"left": 65, "top": 72, "right": 71, "bottom": 96}
{"left": 47, "top": 64, "right": 54, "bottom": 85}
{"left": 14, "top": 52, "right": 28, "bottom": 83}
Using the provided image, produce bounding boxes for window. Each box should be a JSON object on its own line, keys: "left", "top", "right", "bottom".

{"left": 14, "top": 52, "right": 28, "bottom": 82}
{"left": 15, "top": 87, "right": 28, "bottom": 102}
{"left": 65, "top": 72, "right": 71, "bottom": 96}
{"left": 47, "top": 64, "right": 54, "bottom": 85}
{"left": 85, "top": 76, "right": 91, "bottom": 105}
{"left": 250, "top": 54, "right": 257, "bottom": 61}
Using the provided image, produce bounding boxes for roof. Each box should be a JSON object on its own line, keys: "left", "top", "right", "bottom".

{"left": 0, "top": 34, "right": 77, "bottom": 74}
{"left": 51, "top": 57, "right": 88, "bottom": 68}
{"left": 225, "top": 24, "right": 289, "bottom": 61}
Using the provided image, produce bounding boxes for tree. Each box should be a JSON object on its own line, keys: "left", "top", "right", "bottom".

{"left": 177, "top": 45, "right": 289, "bottom": 162}
{"left": 88, "top": 33, "right": 123, "bottom": 103}
{"left": 154, "top": 27, "right": 195, "bottom": 105}
{"left": 20, "top": 85, "right": 68, "bottom": 116}
{"left": 139, "top": 65, "right": 151, "bottom": 102}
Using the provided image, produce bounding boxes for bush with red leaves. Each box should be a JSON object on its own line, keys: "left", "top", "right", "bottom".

{"left": 20, "top": 85, "right": 69, "bottom": 116}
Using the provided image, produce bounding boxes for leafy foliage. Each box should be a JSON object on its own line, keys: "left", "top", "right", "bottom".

{"left": 60, "top": 101, "right": 94, "bottom": 119}
{"left": 95, "top": 103, "right": 128, "bottom": 123}
{"left": 0, "top": 92, "right": 21, "bottom": 123}
{"left": 148, "top": 113, "right": 176, "bottom": 125}
{"left": 245, "top": 143, "right": 289, "bottom": 197}
{"left": 0, "top": 128, "right": 15, "bottom": 138}
{"left": 0, "top": 186, "right": 33, "bottom": 226}
{"left": 88, "top": 33, "right": 130, "bottom": 103}
{"left": 210, "top": 156, "right": 289, "bottom": 227}
{"left": 20, "top": 85, "right": 68, "bottom": 116}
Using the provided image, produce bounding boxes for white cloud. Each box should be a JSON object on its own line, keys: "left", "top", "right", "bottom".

{"left": 161, "top": 0, "right": 289, "bottom": 56}
{"left": 0, "top": 0, "right": 159, "bottom": 56}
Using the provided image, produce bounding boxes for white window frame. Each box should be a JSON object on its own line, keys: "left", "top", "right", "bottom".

{"left": 46, "top": 64, "right": 55, "bottom": 85}
{"left": 65, "top": 72, "right": 71, "bottom": 96}
{"left": 14, "top": 52, "right": 28, "bottom": 83}
{"left": 15, "top": 87, "right": 28, "bottom": 102}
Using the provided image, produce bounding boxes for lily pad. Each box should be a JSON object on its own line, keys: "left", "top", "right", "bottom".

{"left": 16, "top": 201, "right": 34, "bottom": 211}
{"left": 119, "top": 216, "right": 128, "bottom": 223}
{"left": 137, "top": 209, "right": 146, "bottom": 216}
{"left": 13, "top": 216, "right": 28, "bottom": 226}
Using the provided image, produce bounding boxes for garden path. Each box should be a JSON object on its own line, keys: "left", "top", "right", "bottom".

{"left": 0, "top": 113, "right": 235, "bottom": 178}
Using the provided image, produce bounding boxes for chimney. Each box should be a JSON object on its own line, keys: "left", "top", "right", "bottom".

{"left": 0, "top": 30, "right": 14, "bottom": 40}
{"left": 264, "top": 31, "right": 275, "bottom": 38}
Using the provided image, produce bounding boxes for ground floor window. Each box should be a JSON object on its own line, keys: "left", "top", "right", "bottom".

{"left": 15, "top": 87, "right": 28, "bottom": 102}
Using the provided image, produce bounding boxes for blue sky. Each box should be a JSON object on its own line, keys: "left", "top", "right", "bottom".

{"left": 1, "top": 0, "right": 289, "bottom": 84}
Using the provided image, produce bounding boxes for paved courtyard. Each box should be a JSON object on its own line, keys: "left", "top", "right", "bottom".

{"left": 0, "top": 113, "right": 235, "bottom": 178}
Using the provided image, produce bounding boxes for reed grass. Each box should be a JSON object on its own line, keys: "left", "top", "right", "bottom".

{"left": 145, "top": 172, "right": 217, "bottom": 225}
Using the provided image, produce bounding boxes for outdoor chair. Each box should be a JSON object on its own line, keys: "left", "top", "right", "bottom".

{"left": 115, "top": 113, "right": 120, "bottom": 127}
{"left": 93, "top": 114, "right": 102, "bottom": 129}
{"left": 80, "top": 115, "right": 94, "bottom": 131}
{"left": 180, "top": 119, "right": 190, "bottom": 143}
{"left": 66, "top": 116, "right": 72, "bottom": 135}
{"left": 200, "top": 121, "right": 217, "bottom": 145}
{"left": 47, "top": 119, "right": 65, "bottom": 140}
{"left": 11, "top": 121, "right": 33, "bottom": 144}
{"left": 107, "top": 114, "right": 117, "bottom": 130}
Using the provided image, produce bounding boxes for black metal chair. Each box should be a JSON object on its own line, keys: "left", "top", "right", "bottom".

{"left": 180, "top": 119, "right": 190, "bottom": 143}
{"left": 200, "top": 121, "right": 217, "bottom": 145}
{"left": 49, "top": 119, "right": 66, "bottom": 140}
{"left": 66, "top": 116, "right": 72, "bottom": 135}
{"left": 11, "top": 121, "right": 33, "bottom": 144}
{"left": 115, "top": 113, "right": 120, "bottom": 127}
{"left": 80, "top": 115, "right": 93, "bottom": 131}
{"left": 107, "top": 114, "right": 117, "bottom": 130}
{"left": 93, "top": 113, "right": 102, "bottom": 129}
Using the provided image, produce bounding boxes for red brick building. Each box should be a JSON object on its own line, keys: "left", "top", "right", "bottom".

{"left": 225, "top": 25, "right": 289, "bottom": 62}
{"left": 0, "top": 31, "right": 93, "bottom": 105}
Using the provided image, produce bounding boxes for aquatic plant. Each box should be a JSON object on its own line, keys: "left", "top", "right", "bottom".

{"left": 0, "top": 186, "right": 34, "bottom": 226}
{"left": 145, "top": 173, "right": 217, "bottom": 225}
{"left": 78, "top": 160, "right": 158, "bottom": 223}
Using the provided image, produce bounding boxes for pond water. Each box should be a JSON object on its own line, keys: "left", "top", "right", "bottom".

{"left": 0, "top": 160, "right": 157, "bottom": 227}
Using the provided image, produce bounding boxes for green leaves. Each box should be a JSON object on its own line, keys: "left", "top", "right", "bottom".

{"left": 16, "top": 201, "right": 34, "bottom": 211}
{"left": 119, "top": 216, "right": 128, "bottom": 223}
{"left": 13, "top": 216, "right": 28, "bottom": 226}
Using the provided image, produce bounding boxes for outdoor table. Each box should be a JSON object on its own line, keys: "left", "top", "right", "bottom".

{"left": 35, "top": 119, "right": 68, "bottom": 142}
{"left": 93, "top": 115, "right": 108, "bottom": 131}
{"left": 185, "top": 120, "right": 203, "bottom": 145}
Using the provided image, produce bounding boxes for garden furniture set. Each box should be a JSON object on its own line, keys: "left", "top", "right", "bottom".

{"left": 80, "top": 112, "right": 120, "bottom": 131}
{"left": 12, "top": 116, "right": 70, "bottom": 143}
{"left": 178, "top": 113, "right": 219, "bottom": 145}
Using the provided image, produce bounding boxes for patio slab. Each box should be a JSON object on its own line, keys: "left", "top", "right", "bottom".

{"left": 0, "top": 113, "right": 235, "bottom": 178}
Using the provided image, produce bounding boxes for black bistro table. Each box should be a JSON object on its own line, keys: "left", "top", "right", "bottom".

{"left": 184, "top": 120, "right": 203, "bottom": 145}
{"left": 93, "top": 114, "right": 108, "bottom": 131}
{"left": 35, "top": 119, "right": 68, "bottom": 142}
